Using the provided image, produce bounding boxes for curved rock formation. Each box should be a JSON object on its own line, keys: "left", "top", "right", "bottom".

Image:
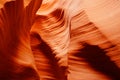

{"left": 0, "top": 0, "right": 120, "bottom": 80}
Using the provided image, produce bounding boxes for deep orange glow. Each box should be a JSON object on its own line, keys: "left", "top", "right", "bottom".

{"left": 0, "top": 0, "right": 120, "bottom": 80}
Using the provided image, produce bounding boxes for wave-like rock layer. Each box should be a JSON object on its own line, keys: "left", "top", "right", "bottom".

{"left": 0, "top": 0, "right": 120, "bottom": 80}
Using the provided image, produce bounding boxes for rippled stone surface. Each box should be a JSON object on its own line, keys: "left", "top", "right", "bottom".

{"left": 0, "top": 0, "right": 120, "bottom": 80}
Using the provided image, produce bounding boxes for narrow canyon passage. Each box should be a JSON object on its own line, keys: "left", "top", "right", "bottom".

{"left": 0, "top": 0, "right": 120, "bottom": 80}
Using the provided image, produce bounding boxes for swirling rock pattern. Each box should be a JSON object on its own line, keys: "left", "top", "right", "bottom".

{"left": 0, "top": 0, "right": 120, "bottom": 80}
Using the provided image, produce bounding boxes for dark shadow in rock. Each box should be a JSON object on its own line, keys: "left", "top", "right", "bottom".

{"left": 74, "top": 43, "right": 120, "bottom": 80}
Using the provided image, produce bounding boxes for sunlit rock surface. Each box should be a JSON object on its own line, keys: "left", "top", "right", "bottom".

{"left": 0, "top": 0, "right": 120, "bottom": 80}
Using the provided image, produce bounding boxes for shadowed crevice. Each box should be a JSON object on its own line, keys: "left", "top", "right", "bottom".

{"left": 30, "top": 32, "right": 67, "bottom": 80}
{"left": 74, "top": 43, "right": 120, "bottom": 80}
